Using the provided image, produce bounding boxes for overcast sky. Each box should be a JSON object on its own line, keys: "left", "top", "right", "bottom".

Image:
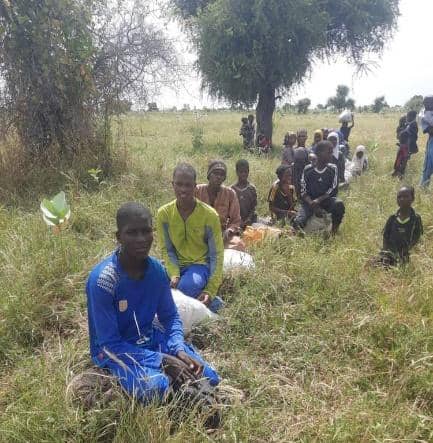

{"left": 155, "top": 0, "right": 432, "bottom": 109}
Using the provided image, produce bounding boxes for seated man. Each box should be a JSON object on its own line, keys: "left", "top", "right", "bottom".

{"left": 293, "top": 141, "right": 345, "bottom": 235}
{"left": 86, "top": 202, "right": 220, "bottom": 403}
{"left": 195, "top": 160, "right": 242, "bottom": 246}
{"left": 157, "top": 163, "right": 224, "bottom": 312}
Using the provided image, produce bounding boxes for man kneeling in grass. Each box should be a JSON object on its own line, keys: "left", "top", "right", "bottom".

{"left": 86, "top": 202, "right": 220, "bottom": 403}
{"left": 157, "top": 163, "right": 224, "bottom": 313}
{"left": 293, "top": 140, "right": 345, "bottom": 235}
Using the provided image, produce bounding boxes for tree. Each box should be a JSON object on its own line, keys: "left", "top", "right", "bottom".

{"left": 296, "top": 98, "right": 311, "bottom": 114}
{"left": 405, "top": 95, "right": 424, "bottom": 112}
{"left": 372, "top": 96, "right": 389, "bottom": 113}
{"left": 0, "top": 0, "right": 176, "bottom": 161}
{"left": 326, "top": 85, "right": 355, "bottom": 112}
{"left": 173, "top": 0, "right": 399, "bottom": 140}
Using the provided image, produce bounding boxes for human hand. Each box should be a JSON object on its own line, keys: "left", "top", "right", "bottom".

{"left": 177, "top": 350, "right": 203, "bottom": 377}
{"left": 197, "top": 292, "right": 211, "bottom": 306}
{"left": 170, "top": 276, "right": 180, "bottom": 289}
{"left": 162, "top": 354, "right": 196, "bottom": 385}
{"left": 310, "top": 199, "right": 320, "bottom": 210}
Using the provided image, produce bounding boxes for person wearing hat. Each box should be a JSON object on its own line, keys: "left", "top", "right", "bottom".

{"left": 195, "top": 160, "right": 242, "bottom": 245}
{"left": 157, "top": 163, "right": 224, "bottom": 312}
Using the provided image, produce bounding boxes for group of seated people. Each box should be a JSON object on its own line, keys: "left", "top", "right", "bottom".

{"left": 84, "top": 122, "right": 423, "bottom": 415}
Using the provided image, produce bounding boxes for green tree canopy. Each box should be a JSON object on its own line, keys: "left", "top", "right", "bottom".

{"left": 173, "top": 0, "right": 399, "bottom": 139}
{"left": 327, "top": 85, "right": 356, "bottom": 112}
{"left": 405, "top": 95, "right": 424, "bottom": 112}
{"left": 372, "top": 96, "right": 389, "bottom": 113}
{"left": 296, "top": 98, "right": 311, "bottom": 114}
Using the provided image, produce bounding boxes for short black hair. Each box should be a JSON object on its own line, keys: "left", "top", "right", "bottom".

{"left": 276, "top": 164, "right": 292, "bottom": 180}
{"left": 399, "top": 185, "right": 415, "bottom": 199}
{"left": 236, "top": 159, "right": 249, "bottom": 171}
{"left": 315, "top": 140, "right": 332, "bottom": 155}
{"left": 116, "top": 202, "right": 152, "bottom": 231}
{"left": 173, "top": 162, "right": 197, "bottom": 181}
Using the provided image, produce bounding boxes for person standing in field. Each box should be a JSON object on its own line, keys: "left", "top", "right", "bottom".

{"left": 157, "top": 163, "right": 224, "bottom": 312}
{"left": 309, "top": 129, "right": 323, "bottom": 153}
{"left": 420, "top": 96, "right": 433, "bottom": 187}
{"left": 231, "top": 159, "right": 257, "bottom": 229}
{"left": 293, "top": 128, "right": 310, "bottom": 198}
{"left": 281, "top": 131, "right": 297, "bottom": 165}
{"left": 406, "top": 110, "right": 419, "bottom": 156}
{"left": 340, "top": 114, "right": 355, "bottom": 143}
{"left": 327, "top": 132, "right": 346, "bottom": 184}
{"left": 239, "top": 117, "right": 251, "bottom": 150}
{"left": 86, "top": 202, "right": 220, "bottom": 403}
{"left": 293, "top": 141, "right": 345, "bottom": 235}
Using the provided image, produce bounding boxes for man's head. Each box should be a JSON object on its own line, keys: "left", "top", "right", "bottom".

{"left": 315, "top": 141, "right": 333, "bottom": 165}
{"left": 248, "top": 114, "right": 254, "bottom": 122}
{"left": 297, "top": 129, "right": 308, "bottom": 147}
{"left": 207, "top": 160, "right": 227, "bottom": 187}
{"left": 116, "top": 202, "right": 153, "bottom": 261}
{"left": 424, "top": 95, "right": 433, "bottom": 111}
{"left": 241, "top": 117, "right": 248, "bottom": 124}
{"left": 397, "top": 186, "right": 415, "bottom": 210}
{"left": 236, "top": 159, "right": 249, "bottom": 182}
{"left": 172, "top": 163, "right": 197, "bottom": 205}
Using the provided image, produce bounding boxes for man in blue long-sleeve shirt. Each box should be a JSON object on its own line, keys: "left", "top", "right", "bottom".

{"left": 86, "top": 202, "right": 219, "bottom": 402}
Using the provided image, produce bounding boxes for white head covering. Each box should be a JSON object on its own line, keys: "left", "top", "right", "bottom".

{"left": 350, "top": 145, "right": 367, "bottom": 173}
{"left": 327, "top": 131, "right": 340, "bottom": 159}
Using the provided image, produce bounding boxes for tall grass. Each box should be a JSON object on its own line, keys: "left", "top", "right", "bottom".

{"left": 1, "top": 112, "right": 433, "bottom": 442}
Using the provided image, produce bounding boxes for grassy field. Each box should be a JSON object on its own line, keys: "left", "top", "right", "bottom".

{"left": 1, "top": 111, "right": 433, "bottom": 442}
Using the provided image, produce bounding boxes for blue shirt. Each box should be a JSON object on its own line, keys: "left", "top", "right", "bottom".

{"left": 86, "top": 252, "right": 185, "bottom": 369}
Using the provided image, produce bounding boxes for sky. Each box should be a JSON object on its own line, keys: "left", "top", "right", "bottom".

{"left": 154, "top": 0, "right": 432, "bottom": 109}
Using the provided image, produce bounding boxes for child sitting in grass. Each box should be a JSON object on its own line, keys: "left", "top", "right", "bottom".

{"left": 267, "top": 164, "right": 297, "bottom": 223}
{"left": 293, "top": 141, "right": 345, "bottom": 235}
{"left": 231, "top": 159, "right": 257, "bottom": 229}
{"left": 374, "top": 186, "right": 423, "bottom": 266}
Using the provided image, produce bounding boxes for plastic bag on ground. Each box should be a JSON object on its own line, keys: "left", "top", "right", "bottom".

{"left": 339, "top": 110, "right": 353, "bottom": 123}
{"left": 223, "top": 249, "right": 255, "bottom": 272}
{"left": 304, "top": 213, "right": 332, "bottom": 234}
{"left": 243, "top": 225, "right": 282, "bottom": 246}
{"left": 171, "top": 289, "right": 217, "bottom": 335}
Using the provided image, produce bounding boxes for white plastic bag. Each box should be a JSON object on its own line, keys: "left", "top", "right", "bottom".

{"left": 223, "top": 249, "right": 255, "bottom": 272}
{"left": 171, "top": 289, "right": 217, "bottom": 334}
{"left": 304, "top": 213, "right": 332, "bottom": 234}
{"left": 339, "top": 109, "right": 352, "bottom": 123}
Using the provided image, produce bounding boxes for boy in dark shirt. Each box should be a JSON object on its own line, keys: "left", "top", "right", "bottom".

{"left": 293, "top": 141, "right": 345, "bottom": 235}
{"left": 377, "top": 186, "right": 423, "bottom": 266}
{"left": 231, "top": 159, "right": 257, "bottom": 228}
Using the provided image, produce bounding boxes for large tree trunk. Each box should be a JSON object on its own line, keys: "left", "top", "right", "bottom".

{"left": 256, "top": 85, "right": 275, "bottom": 143}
